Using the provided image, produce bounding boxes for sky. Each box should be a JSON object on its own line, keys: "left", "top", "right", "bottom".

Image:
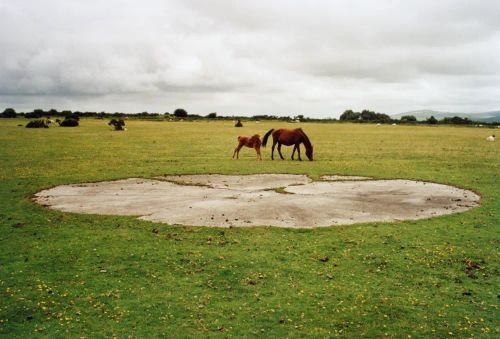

{"left": 1, "top": 0, "right": 499, "bottom": 118}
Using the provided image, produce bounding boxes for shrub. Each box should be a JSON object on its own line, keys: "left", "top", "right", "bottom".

{"left": 339, "top": 110, "right": 360, "bottom": 121}
{"left": 426, "top": 116, "right": 438, "bottom": 124}
{"left": 1, "top": 108, "right": 16, "bottom": 118}
{"left": 59, "top": 118, "right": 79, "bottom": 127}
{"left": 441, "top": 116, "right": 471, "bottom": 125}
{"left": 174, "top": 108, "right": 188, "bottom": 118}
{"left": 26, "top": 120, "right": 49, "bottom": 128}
{"left": 400, "top": 115, "right": 417, "bottom": 123}
{"left": 235, "top": 119, "right": 243, "bottom": 127}
{"left": 109, "top": 118, "right": 126, "bottom": 130}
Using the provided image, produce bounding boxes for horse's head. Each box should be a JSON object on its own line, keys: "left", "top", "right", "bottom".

{"left": 306, "top": 145, "right": 313, "bottom": 161}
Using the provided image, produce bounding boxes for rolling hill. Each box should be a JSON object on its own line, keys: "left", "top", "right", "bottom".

{"left": 392, "top": 110, "right": 500, "bottom": 123}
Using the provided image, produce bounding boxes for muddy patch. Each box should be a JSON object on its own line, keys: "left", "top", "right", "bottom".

{"left": 34, "top": 174, "right": 480, "bottom": 228}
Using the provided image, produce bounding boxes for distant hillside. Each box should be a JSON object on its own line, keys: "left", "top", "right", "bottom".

{"left": 392, "top": 110, "right": 500, "bottom": 123}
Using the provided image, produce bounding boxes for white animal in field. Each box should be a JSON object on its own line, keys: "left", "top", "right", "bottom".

{"left": 486, "top": 135, "right": 495, "bottom": 141}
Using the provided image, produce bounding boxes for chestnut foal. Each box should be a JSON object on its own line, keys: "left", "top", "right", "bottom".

{"left": 233, "top": 134, "right": 262, "bottom": 160}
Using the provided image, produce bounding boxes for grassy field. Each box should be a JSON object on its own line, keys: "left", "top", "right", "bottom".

{"left": 0, "top": 118, "right": 498, "bottom": 337}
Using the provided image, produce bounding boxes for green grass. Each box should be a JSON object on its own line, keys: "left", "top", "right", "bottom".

{"left": 0, "top": 118, "right": 498, "bottom": 337}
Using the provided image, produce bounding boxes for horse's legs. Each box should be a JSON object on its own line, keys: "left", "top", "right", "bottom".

{"left": 233, "top": 143, "right": 243, "bottom": 159}
{"left": 277, "top": 143, "right": 285, "bottom": 160}
{"left": 291, "top": 145, "right": 296, "bottom": 160}
{"left": 271, "top": 140, "right": 277, "bottom": 160}
{"left": 296, "top": 143, "right": 302, "bottom": 161}
{"left": 255, "top": 146, "right": 262, "bottom": 160}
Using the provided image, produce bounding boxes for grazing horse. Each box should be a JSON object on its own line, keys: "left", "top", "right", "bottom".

{"left": 233, "top": 134, "right": 262, "bottom": 160}
{"left": 262, "top": 128, "right": 313, "bottom": 161}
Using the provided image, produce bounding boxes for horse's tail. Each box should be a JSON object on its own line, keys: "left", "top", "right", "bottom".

{"left": 262, "top": 129, "right": 274, "bottom": 147}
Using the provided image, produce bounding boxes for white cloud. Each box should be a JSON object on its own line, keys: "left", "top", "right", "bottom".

{"left": 0, "top": 0, "right": 499, "bottom": 116}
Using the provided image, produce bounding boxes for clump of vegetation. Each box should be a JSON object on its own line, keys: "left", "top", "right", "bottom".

{"left": 442, "top": 116, "right": 472, "bottom": 125}
{"left": 109, "top": 118, "right": 126, "bottom": 130}
{"left": 59, "top": 117, "right": 79, "bottom": 127}
{"left": 340, "top": 109, "right": 391, "bottom": 123}
{"left": 426, "top": 116, "right": 438, "bottom": 124}
{"left": 174, "top": 108, "right": 188, "bottom": 118}
{"left": 26, "top": 119, "right": 49, "bottom": 128}
{"left": 235, "top": 119, "right": 243, "bottom": 127}
{"left": 400, "top": 115, "right": 417, "bottom": 123}
{"left": 1, "top": 108, "right": 17, "bottom": 118}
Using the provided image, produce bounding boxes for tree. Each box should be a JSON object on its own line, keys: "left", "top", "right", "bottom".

{"left": 339, "top": 110, "right": 360, "bottom": 121}
{"left": 360, "top": 109, "right": 377, "bottom": 121}
{"left": 442, "top": 116, "right": 471, "bottom": 125}
{"left": 174, "top": 108, "right": 188, "bottom": 118}
{"left": 48, "top": 108, "right": 59, "bottom": 116}
{"left": 25, "top": 109, "right": 44, "bottom": 119}
{"left": 206, "top": 112, "right": 217, "bottom": 119}
{"left": 400, "top": 115, "right": 417, "bottom": 122}
{"left": 61, "top": 110, "right": 73, "bottom": 117}
{"left": 1, "top": 108, "right": 16, "bottom": 118}
{"left": 426, "top": 116, "right": 438, "bottom": 124}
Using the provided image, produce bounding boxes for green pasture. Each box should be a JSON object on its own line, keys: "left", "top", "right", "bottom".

{"left": 0, "top": 118, "right": 498, "bottom": 337}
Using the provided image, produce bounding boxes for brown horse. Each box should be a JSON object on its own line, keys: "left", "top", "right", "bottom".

{"left": 262, "top": 128, "right": 313, "bottom": 161}
{"left": 233, "top": 134, "right": 262, "bottom": 160}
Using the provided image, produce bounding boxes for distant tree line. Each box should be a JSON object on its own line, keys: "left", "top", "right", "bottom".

{"left": 1, "top": 107, "right": 497, "bottom": 125}
{"left": 339, "top": 109, "right": 392, "bottom": 123}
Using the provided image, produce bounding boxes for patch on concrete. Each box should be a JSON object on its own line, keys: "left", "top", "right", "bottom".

{"left": 320, "top": 175, "right": 372, "bottom": 181}
{"left": 157, "top": 174, "right": 311, "bottom": 190}
{"left": 34, "top": 175, "right": 480, "bottom": 228}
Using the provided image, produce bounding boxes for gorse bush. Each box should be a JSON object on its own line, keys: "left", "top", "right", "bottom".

{"left": 109, "top": 118, "right": 126, "bottom": 130}
{"left": 59, "top": 118, "right": 79, "bottom": 127}
{"left": 26, "top": 119, "right": 49, "bottom": 128}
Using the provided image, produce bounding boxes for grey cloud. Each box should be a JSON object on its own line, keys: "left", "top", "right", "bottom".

{"left": 0, "top": 0, "right": 499, "bottom": 115}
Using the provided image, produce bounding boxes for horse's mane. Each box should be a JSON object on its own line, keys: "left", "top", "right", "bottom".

{"left": 297, "top": 129, "right": 312, "bottom": 150}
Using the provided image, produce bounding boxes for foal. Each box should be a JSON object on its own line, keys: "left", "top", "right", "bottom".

{"left": 233, "top": 134, "right": 262, "bottom": 160}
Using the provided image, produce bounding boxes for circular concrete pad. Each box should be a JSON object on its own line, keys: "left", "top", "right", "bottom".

{"left": 34, "top": 174, "right": 480, "bottom": 228}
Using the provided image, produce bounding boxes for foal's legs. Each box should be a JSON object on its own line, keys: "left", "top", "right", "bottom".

{"left": 255, "top": 146, "right": 262, "bottom": 160}
{"left": 277, "top": 143, "right": 285, "bottom": 160}
{"left": 233, "top": 142, "right": 243, "bottom": 159}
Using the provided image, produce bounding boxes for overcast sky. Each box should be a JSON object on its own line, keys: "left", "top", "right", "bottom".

{"left": 1, "top": 0, "right": 499, "bottom": 117}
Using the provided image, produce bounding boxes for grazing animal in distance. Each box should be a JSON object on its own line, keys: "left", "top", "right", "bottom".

{"left": 262, "top": 128, "right": 313, "bottom": 161}
{"left": 486, "top": 135, "right": 495, "bottom": 141}
{"left": 233, "top": 134, "right": 262, "bottom": 160}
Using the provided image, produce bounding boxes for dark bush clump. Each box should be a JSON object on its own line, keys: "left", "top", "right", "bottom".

{"left": 26, "top": 119, "right": 49, "bottom": 128}
{"left": 174, "top": 108, "right": 188, "bottom": 118}
{"left": 59, "top": 118, "right": 79, "bottom": 127}
{"left": 235, "top": 119, "right": 243, "bottom": 127}
{"left": 426, "top": 116, "right": 438, "bottom": 125}
{"left": 109, "top": 118, "right": 126, "bottom": 130}
{"left": 1, "top": 108, "right": 17, "bottom": 118}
